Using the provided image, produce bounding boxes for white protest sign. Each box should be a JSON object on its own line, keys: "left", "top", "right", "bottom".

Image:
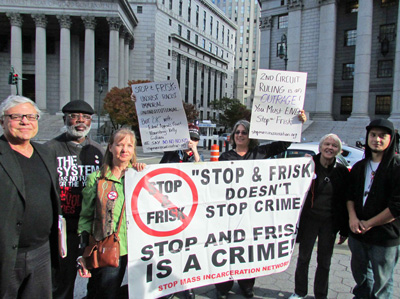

{"left": 250, "top": 69, "right": 307, "bottom": 142}
{"left": 132, "top": 79, "right": 190, "bottom": 153}
{"left": 125, "top": 158, "right": 314, "bottom": 298}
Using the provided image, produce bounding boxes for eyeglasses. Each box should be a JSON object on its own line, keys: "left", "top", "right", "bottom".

{"left": 4, "top": 114, "right": 40, "bottom": 121}
{"left": 67, "top": 113, "right": 92, "bottom": 120}
{"left": 234, "top": 130, "right": 248, "bottom": 136}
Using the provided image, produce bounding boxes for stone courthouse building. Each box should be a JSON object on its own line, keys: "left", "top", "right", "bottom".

{"left": 259, "top": 0, "right": 400, "bottom": 121}
{"left": 0, "top": 0, "right": 138, "bottom": 114}
{"left": 0, "top": 0, "right": 236, "bottom": 120}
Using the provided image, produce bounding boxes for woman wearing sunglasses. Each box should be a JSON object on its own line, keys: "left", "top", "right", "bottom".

{"left": 215, "top": 110, "right": 307, "bottom": 299}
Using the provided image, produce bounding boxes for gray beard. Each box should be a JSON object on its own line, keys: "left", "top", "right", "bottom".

{"left": 66, "top": 124, "right": 91, "bottom": 139}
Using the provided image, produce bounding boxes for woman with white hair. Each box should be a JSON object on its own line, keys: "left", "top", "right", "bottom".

{"left": 289, "top": 134, "right": 350, "bottom": 299}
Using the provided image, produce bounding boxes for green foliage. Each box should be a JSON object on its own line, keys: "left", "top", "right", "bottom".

{"left": 210, "top": 97, "right": 251, "bottom": 129}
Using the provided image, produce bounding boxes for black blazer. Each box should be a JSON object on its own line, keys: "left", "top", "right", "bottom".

{"left": 0, "top": 135, "right": 61, "bottom": 297}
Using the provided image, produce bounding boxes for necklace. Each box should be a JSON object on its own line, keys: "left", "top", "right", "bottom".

{"left": 364, "top": 160, "right": 379, "bottom": 197}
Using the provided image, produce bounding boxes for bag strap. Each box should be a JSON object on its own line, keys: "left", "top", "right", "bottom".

{"left": 115, "top": 200, "right": 125, "bottom": 236}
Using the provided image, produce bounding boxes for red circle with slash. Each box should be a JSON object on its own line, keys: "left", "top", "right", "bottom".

{"left": 131, "top": 168, "right": 198, "bottom": 237}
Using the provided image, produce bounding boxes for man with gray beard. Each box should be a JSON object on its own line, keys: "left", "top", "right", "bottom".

{"left": 46, "top": 100, "right": 105, "bottom": 299}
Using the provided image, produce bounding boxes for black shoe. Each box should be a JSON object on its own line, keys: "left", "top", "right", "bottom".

{"left": 241, "top": 287, "right": 254, "bottom": 298}
{"left": 216, "top": 290, "right": 229, "bottom": 299}
{"left": 184, "top": 289, "right": 195, "bottom": 299}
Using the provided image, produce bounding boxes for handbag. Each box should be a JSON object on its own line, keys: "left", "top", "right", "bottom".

{"left": 82, "top": 203, "right": 125, "bottom": 269}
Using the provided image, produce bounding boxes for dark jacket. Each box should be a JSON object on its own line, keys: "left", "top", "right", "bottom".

{"left": 348, "top": 157, "right": 400, "bottom": 247}
{"left": 0, "top": 136, "right": 61, "bottom": 297}
{"left": 219, "top": 141, "right": 291, "bottom": 161}
{"left": 298, "top": 154, "right": 350, "bottom": 239}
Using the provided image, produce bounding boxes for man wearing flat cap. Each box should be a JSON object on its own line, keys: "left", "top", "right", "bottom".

{"left": 46, "top": 100, "right": 105, "bottom": 299}
{"left": 347, "top": 118, "right": 400, "bottom": 299}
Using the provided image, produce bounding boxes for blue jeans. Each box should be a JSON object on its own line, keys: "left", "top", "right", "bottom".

{"left": 348, "top": 236, "right": 400, "bottom": 299}
{"left": 86, "top": 255, "right": 128, "bottom": 299}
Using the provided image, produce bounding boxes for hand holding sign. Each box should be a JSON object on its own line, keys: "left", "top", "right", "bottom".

{"left": 249, "top": 69, "right": 307, "bottom": 142}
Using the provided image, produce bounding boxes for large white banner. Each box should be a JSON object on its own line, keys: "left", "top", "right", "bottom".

{"left": 250, "top": 69, "right": 307, "bottom": 142}
{"left": 132, "top": 79, "right": 190, "bottom": 153}
{"left": 125, "top": 158, "right": 314, "bottom": 298}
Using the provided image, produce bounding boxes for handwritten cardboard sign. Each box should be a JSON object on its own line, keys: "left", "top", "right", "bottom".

{"left": 132, "top": 80, "right": 190, "bottom": 153}
{"left": 249, "top": 69, "right": 307, "bottom": 142}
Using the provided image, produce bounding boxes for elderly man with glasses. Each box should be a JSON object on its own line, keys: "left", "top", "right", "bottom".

{"left": 46, "top": 100, "right": 105, "bottom": 299}
{"left": 0, "top": 95, "right": 61, "bottom": 298}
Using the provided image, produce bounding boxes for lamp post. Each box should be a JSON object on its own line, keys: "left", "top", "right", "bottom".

{"left": 278, "top": 34, "right": 288, "bottom": 70}
{"left": 97, "top": 67, "right": 107, "bottom": 142}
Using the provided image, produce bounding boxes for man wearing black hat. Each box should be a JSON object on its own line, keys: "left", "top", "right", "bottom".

{"left": 347, "top": 118, "right": 400, "bottom": 299}
{"left": 46, "top": 100, "right": 105, "bottom": 299}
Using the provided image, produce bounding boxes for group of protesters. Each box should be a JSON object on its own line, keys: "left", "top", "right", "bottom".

{"left": 0, "top": 93, "right": 399, "bottom": 299}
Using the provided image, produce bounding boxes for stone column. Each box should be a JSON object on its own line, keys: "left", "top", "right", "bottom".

{"left": 203, "top": 66, "right": 209, "bottom": 108}
{"left": 349, "top": 0, "right": 373, "bottom": 121}
{"left": 188, "top": 59, "right": 195, "bottom": 104}
{"left": 287, "top": 1, "right": 302, "bottom": 71}
{"left": 119, "top": 27, "right": 126, "bottom": 87}
{"left": 259, "top": 16, "right": 272, "bottom": 69}
{"left": 179, "top": 56, "right": 186, "bottom": 101}
{"left": 196, "top": 63, "right": 202, "bottom": 107}
{"left": 82, "top": 16, "right": 96, "bottom": 108}
{"left": 57, "top": 15, "right": 72, "bottom": 110}
{"left": 171, "top": 51, "right": 178, "bottom": 81}
{"left": 215, "top": 71, "right": 221, "bottom": 100}
{"left": 221, "top": 73, "right": 226, "bottom": 98}
{"left": 32, "top": 14, "right": 47, "bottom": 110}
{"left": 125, "top": 35, "right": 131, "bottom": 86}
{"left": 107, "top": 17, "right": 120, "bottom": 90}
{"left": 209, "top": 69, "right": 215, "bottom": 106}
{"left": 389, "top": 3, "right": 400, "bottom": 120}
{"left": 7, "top": 13, "right": 23, "bottom": 95}
{"left": 314, "top": 0, "right": 337, "bottom": 120}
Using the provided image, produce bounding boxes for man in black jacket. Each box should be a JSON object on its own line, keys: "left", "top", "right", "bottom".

{"left": 46, "top": 100, "right": 105, "bottom": 299}
{"left": 347, "top": 118, "right": 400, "bottom": 299}
{"left": 0, "top": 95, "right": 61, "bottom": 298}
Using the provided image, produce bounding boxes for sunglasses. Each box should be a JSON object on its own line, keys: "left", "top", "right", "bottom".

{"left": 234, "top": 130, "right": 248, "bottom": 136}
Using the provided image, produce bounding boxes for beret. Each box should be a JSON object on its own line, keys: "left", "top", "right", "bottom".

{"left": 62, "top": 100, "right": 94, "bottom": 115}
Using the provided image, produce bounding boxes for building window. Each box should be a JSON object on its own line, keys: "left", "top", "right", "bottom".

{"left": 203, "top": 11, "right": 206, "bottom": 31}
{"left": 178, "top": 25, "right": 182, "bottom": 36}
{"left": 380, "top": 23, "right": 396, "bottom": 42}
{"left": 196, "top": 5, "right": 199, "bottom": 27}
{"left": 137, "top": 6, "right": 143, "bottom": 13}
{"left": 227, "top": 29, "right": 230, "bottom": 46}
{"left": 210, "top": 16, "right": 213, "bottom": 35}
{"left": 342, "top": 63, "right": 355, "bottom": 80}
{"left": 344, "top": 29, "right": 357, "bottom": 46}
{"left": 278, "top": 14, "right": 288, "bottom": 29}
{"left": 346, "top": 0, "right": 358, "bottom": 13}
{"left": 188, "top": 0, "right": 191, "bottom": 22}
{"left": 382, "top": 0, "right": 396, "bottom": 7}
{"left": 195, "top": 34, "right": 198, "bottom": 45}
{"left": 378, "top": 60, "right": 393, "bottom": 78}
{"left": 169, "top": 0, "right": 173, "bottom": 10}
{"left": 179, "top": 0, "right": 182, "bottom": 16}
{"left": 168, "top": 49, "right": 171, "bottom": 56}
{"left": 340, "top": 96, "right": 353, "bottom": 115}
{"left": 375, "top": 95, "right": 391, "bottom": 115}
{"left": 187, "top": 30, "right": 191, "bottom": 40}
{"left": 168, "top": 62, "right": 171, "bottom": 69}
{"left": 176, "top": 54, "right": 181, "bottom": 83}
{"left": 169, "top": 19, "right": 172, "bottom": 26}
{"left": 202, "top": 38, "right": 205, "bottom": 48}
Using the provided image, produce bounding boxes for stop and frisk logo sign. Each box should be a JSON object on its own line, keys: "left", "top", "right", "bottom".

{"left": 125, "top": 158, "right": 314, "bottom": 298}
{"left": 130, "top": 168, "right": 198, "bottom": 237}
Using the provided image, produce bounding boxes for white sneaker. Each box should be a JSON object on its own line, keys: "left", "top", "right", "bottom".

{"left": 288, "top": 294, "right": 306, "bottom": 299}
